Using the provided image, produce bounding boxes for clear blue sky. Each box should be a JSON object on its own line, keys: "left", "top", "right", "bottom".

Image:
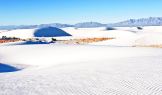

{"left": 0, "top": 0, "right": 162, "bottom": 25}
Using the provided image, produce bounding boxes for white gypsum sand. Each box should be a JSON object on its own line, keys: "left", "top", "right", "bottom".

{"left": 1, "top": 26, "right": 162, "bottom": 95}
{"left": 0, "top": 44, "right": 162, "bottom": 95}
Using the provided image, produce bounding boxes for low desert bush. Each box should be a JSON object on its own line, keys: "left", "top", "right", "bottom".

{"left": 105, "top": 27, "right": 116, "bottom": 30}
{"left": 137, "top": 27, "right": 143, "bottom": 30}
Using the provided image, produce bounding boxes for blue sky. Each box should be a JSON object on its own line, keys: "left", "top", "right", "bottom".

{"left": 0, "top": 0, "right": 162, "bottom": 25}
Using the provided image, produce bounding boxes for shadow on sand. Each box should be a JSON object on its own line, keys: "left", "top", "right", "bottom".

{"left": 16, "top": 41, "right": 50, "bottom": 45}
{"left": 34, "top": 27, "right": 72, "bottom": 37}
{"left": 0, "top": 63, "right": 19, "bottom": 73}
{"left": 6, "top": 27, "right": 71, "bottom": 46}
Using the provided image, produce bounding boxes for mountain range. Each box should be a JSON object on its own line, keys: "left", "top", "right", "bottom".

{"left": 0, "top": 17, "right": 162, "bottom": 30}
{"left": 108, "top": 17, "right": 162, "bottom": 27}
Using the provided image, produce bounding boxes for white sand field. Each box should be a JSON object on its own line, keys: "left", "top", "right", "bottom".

{"left": 0, "top": 26, "right": 162, "bottom": 95}
{"left": 1, "top": 26, "right": 162, "bottom": 46}
{"left": 1, "top": 44, "right": 162, "bottom": 95}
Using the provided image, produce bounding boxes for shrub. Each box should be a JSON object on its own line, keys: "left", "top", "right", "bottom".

{"left": 2, "top": 36, "right": 7, "bottom": 39}
{"left": 1, "top": 36, "right": 20, "bottom": 40}
{"left": 52, "top": 38, "right": 57, "bottom": 41}
{"left": 137, "top": 27, "right": 143, "bottom": 30}
{"left": 105, "top": 27, "right": 116, "bottom": 30}
{"left": 74, "top": 27, "right": 78, "bottom": 30}
{"left": 35, "top": 38, "right": 40, "bottom": 41}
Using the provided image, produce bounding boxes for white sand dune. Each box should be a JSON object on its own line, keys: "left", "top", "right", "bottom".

{"left": 0, "top": 44, "right": 162, "bottom": 95}
{"left": 90, "top": 26, "right": 162, "bottom": 46}
{"left": 1, "top": 26, "right": 162, "bottom": 95}
{"left": 134, "top": 33, "right": 162, "bottom": 46}
{"left": 0, "top": 29, "right": 35, "bottom": 39}
{"left": 0, "top": 44, "right": 159, "bottom": 67}
{"left": 0, "top": 27, "right": 71, "bottom": 39}
{"left": 1, "top": 26, "right": 162, "bottom": 46}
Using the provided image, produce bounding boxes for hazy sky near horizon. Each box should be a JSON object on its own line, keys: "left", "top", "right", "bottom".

{"left": 0, "top": 0, "right": 162, "bottom": 25}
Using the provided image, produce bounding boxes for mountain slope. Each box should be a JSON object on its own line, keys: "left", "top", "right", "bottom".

{"left": 75, "top": 22, "right": 106, "bottom": 28}
{"left": 1, "top": 17, "right": 162, "bottom": 30}
{"left": 108, "top": 17, "right": 162, "bottom": 27}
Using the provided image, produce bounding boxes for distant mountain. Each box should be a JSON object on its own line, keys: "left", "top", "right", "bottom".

{"left": 0, "top": 25, "right": 38, "bottom": 30}
{"left": 108, "top": 17, "right": 162, "bottom": 27}
{"left": 38, "top": 23, "right": 73, "bottom": 28}
{"left": 0, "top": 22, "right": 105, "bottom": 30}
{"left": 75, "top": 22, "right": 106, "bottom": 28}
{"left": 0, "top": 23, "right": 73, "bottom": 30}
{"left": 1, "top": 17, "right": 162, "bottom": 30}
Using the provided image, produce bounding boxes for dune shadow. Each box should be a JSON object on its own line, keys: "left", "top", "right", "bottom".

{"left": 0, "top": 63, "right": 20, "bottom": 73}
{"left": 15, "top": 41, "right": 50, "bottom": 45}
{"left": 34, "top": 27, "right": 72, "bottom": 37}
